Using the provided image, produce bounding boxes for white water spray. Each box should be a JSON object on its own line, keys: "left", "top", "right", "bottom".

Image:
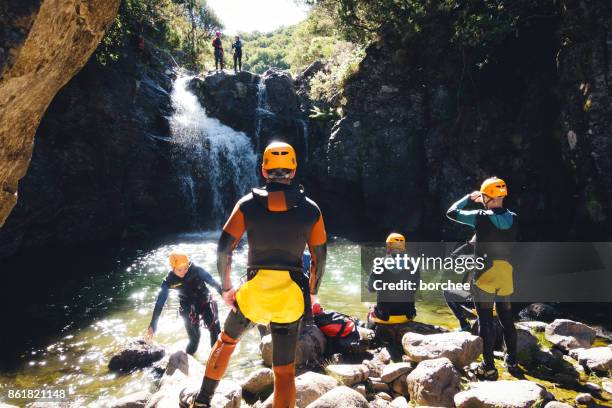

{"left": 169, "top": 75, "right": 258, "bottom": 225}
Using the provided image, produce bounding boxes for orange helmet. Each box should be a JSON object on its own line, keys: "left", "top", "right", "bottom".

{"left": 169, "top": 251, "right": 190, "bottom": 270}
{"left": 262, "top": 141, "right": 297, "bottom": 179}
{"left": 385, "top": 232, "right": 406, "bottom": 251}
{"left": 480, "top": 177, "right": 508, "bottom": 198}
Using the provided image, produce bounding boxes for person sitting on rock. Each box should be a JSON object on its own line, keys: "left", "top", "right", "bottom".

{"left": 145, "top": 252, "right": 222, "bottom": 355}
{"left": 231, "top": 35, "right": 242, "bottom": 72}
{"left": 212, "top": 31, "right": 224, "bottom": 71}
{"left": 367, "top": 232, "right": 419, "bottom": 360}
{"left": 447, "top": 177, "right": 518, "bottom": 380}
{"left": 180, "top": 142, "right": 327, "bottom": 408}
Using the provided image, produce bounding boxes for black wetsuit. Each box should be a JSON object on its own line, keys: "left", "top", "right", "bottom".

{"left": 232, "top": 40, "right": 242, "bottom": 71}
{"left": 149, "top": 264, "right": 222, "bottom": 354}
{"left": 212, "top": 37, "right": 224, "bottom": 70}
{"left": 447, "top": 197, "right": 519, "bottom": 369}
{"left": 367, "top": 255, "right": 419, "bottom": 321}
{"left": 196, "top": 182, "right": 327, "bottom": 406}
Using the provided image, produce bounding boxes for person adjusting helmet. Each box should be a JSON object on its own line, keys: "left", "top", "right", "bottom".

{"left": 181, "top": 141, "right": 327, "bottom": 408}
{"left": 446, "top": 176, "right": 518, "bottom": 380}
{"left": 145, "top": 251, "right": 222, "bottom": 355}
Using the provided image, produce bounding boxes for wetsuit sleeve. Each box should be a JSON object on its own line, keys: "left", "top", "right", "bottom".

{"left": 446, "top": 194, "right": 480, "bottom": 228}
{"left": 217, "top": 202, "right": 246, "bottom": 291}
{"left": 149, "top": 280, "right": 170, "bottom": 332}
{"left": 307, "top": 213, "right": 327, "bottom": 295}
{"left": 198, "top": 266, "right": 223, "bottom": 295}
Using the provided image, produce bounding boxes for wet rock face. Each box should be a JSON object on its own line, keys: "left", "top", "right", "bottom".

{"left": 0, "top": 0, "right": 121, "bottom": 227}
{"left": 0, "top": 54, "right": 188, "bottom": 258}
{"left": 190, "top": 69, "right": 310, "bottom": 168}
{"left": 189, "top": 71, "right": 259, "bottom": 136}
{"left": 321, "top": 3, "right": 612, "bottom": 240}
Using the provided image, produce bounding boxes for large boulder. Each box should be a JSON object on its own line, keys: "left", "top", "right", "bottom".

{"left": 381, "top": 362, "right": 414, "bottom": 383}
{"left": 454, "top": 380, "right": 549, "bottom": 408}
{"left": 0, "top": 0, "right": 120, "bottom": 227}
{"left": 406, "top": 357, "right": 461, "bottom": 407}
{"left": 545, "top": 319, "right": 596, "bottom": 351}
{"left": 261, "top": 371, "right": 339, "bottom": 408}
{"left": 402, "top": 331, "right": 482, "bottom": 367}
{"left": 304, "top": 386, "right": 369, "bottom": 408}
{"left": 145, "top": 351, "right": 241, "bottom": 408}
{"left": 325, "top": 364, "right": 369, "bottom": 386}
{"left": 189, "top": 71, "right": 258, "bottom": 136}
{"left": 516, "top": 329, "right": 541, "bottom": 365}
{"left": 241, "top": 367, "right": 274, "bottom": 395}
{"left": 261, "top": 324, "right": 326, "bottom": 367}
{"left": 108, "top": 339, "right": 165, "bottom": 372}
{"left": 568, "top": 346, "right": 612, "bottom": 372}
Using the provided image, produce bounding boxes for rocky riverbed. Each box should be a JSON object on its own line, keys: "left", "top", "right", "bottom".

{"left": 14, "top": 314, "right": 607, "bottom": 408}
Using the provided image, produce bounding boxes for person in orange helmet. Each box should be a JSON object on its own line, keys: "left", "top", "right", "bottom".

{"left": 181, "top": 141, "right": 327, "bottom": 408}
{"left": 145, "top": 252, "right": 222, "bottom": 355}
{"left": 447, "top": 177, "right": 518, "bottom": 380}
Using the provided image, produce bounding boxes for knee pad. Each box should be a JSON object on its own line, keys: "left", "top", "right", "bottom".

{"left": 204, "top": 331, "right": 238, "bottom": 380}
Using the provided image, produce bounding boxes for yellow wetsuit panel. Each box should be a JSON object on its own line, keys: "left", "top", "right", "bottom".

{"left": 475, "top": 260, "right": 514, "bottom": 296}
{"left": 236, "top": 269, "right": 304, "bottom": 324}
{"left": 371, "top": 314, "right": 413, "bottom": 325}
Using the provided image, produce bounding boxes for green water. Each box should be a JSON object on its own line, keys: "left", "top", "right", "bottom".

{"left": 0, "top": 233, "right": 460, "bottom": 406}
{"left": 4, "top": 233, "right": 604, "bottom": 407}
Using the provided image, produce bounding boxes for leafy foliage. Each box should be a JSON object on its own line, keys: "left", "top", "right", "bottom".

{"left": 95, "top": 0, "right": 223, "bottom": 69}
{"left": 301, "top": 0, "right": 559, "bottom": 68}
{"left": 237, "top": 5, "right": 351, "bottom": 75}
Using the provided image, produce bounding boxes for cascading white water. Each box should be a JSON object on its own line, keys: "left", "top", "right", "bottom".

{"left": 254, "top": 80, "right": 274, "bottom": 153}
{"left": 299, "top": 119, "right": 309, "bottom": 163}
{"left": 169, "top": 75, "right": 258, "bottom": 225}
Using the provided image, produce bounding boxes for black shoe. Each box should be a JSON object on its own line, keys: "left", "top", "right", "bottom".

{"left": 474, "top": 362, "right": 499, "bottom": 381}
{"left": 179, "top": 388, "right": 210, "bottom": 408}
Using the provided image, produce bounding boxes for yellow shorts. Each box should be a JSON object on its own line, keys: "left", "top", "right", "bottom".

{"left": 370, "top": 314, "right": 413, "bottom": 325}
{"left": 475, "top": 260, "right": 514, "bottom": 296}
{"left": 235, "top": 269, "right": 304, "bottom": 325}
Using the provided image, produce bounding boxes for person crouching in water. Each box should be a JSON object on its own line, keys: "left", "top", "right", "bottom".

{"left": 181, "top": 142, "right": 327, "bottom": 408}
{"left": 447, "top": 177, "right": 518, "bottom": 380}
{"left": 367, "top": 233, "right": 419, "bottom": 360}
{"left": 145, "top": 252, "right": 222, "bottom": 355}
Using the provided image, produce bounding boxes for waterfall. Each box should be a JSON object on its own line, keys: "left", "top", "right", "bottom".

{"left": 299, "top": 119, "right": 309, "bottom": 163}
{"left": 169, "top": 75, "right": 258, "bottom": 226}
{"left": 254, "top": 79, "right": 274, "bottom": 153}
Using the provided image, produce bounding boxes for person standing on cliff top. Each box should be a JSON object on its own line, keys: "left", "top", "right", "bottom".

{"left": 231, "top": 35, "right": 243, "bottom": 72}
{"left": 145, "top": 252, "right": 222, "bottom": 355}
{"left": 212, "top": 31, "right": 224, "bottom": 71}
{"left": 180, "top": 141, "right": 327, "bottom": 408}
{"left": 447, "top": 177, "right": 518, "bottom": 380}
